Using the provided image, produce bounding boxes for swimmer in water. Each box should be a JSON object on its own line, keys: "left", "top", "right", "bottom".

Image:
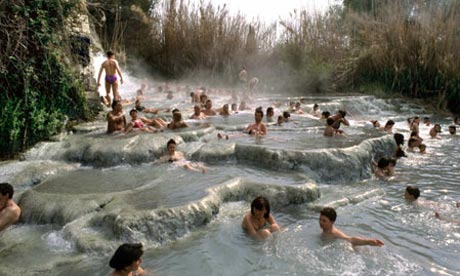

{"left": 383, "top": 120, "right": 395, "bottom": 133}
{"left": 190, "top": 105, "right": 207, "bottom": 120}
{"left": 158, "top": 139, "right": 208, "bottom": 173}
{"left": 203, "top": 99, "right": 217, "bottom": 116}
{"left": 108, "top": 243, "right": 144, "bottom": 276}
{"left": 242, "top": 196, "right": 280, "bottom": 240}
{"left": 319, "top": 207, "right": 384, "bottom": 247}
{"left": 0, "top": 183, "right": 21, "bottom": 231}
{"left": 124, "top": 109, "right": 158, "bottom": 134}
{"left": 324, "top": 117, "right": 344, "bottom": 137}
{"left": 429, "top": 124, "right": 442, "bottom": 139}
{"left": 244, "top": 109, "right": 267, "bottom": 137}
{"left": 167, "top": 111, "right": 189, "bottom": 129}
{"left": 311, "top": 103, "right": 321, "bottom": 118}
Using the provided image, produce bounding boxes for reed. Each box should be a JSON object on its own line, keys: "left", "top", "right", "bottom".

{"left": 338, "top": 1, "right": 460, "bottom": 112}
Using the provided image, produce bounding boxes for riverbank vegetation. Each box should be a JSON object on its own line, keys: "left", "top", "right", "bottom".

{"left": 90, "top": 0, "right": 460, "bottom": 115}
{"left": 0, "top": 0, "right": 91, "bottom": 158}
{"left": 3, "top": 0, "right": 460, "bottom": 157}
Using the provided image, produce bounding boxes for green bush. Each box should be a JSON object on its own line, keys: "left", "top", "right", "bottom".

{"left": 0, "top": 0, "right": 90, "bottom": 158}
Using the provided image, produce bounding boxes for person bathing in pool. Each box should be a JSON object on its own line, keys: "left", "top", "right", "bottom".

{"left": 319, "top": 207, "right": 384, "bottom": 247}
{"left": 158, "top": 139, "right": 207, "bottom": 173}
{"left": 242, "top": 196, "right": 280, "bottom": 240}
{"left": 244, "top": 109, "right": 267, "bottom": 137}
{"left": 108, "top": 243, "right": 145, "bottom": 276}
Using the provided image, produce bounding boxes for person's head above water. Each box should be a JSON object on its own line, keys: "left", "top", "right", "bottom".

{"left": 0, "top": 183, "right": 14, "bottom": 199}
{"left": 111, "top": 99, "right": 122, "bottom": 111}
{"left": 321, "top": 111, "right": 330, "bottom": 119}
{"left": 405, "top": 185, "right": 420, "bottom": 201}
{"left": 109, "top": 243, "right": 143, "bottom": 272}
{"left": 251, "top": 196, "right": 270, "bottom": 219}
{"left": 283, "top": 111, "right": 290, "bottom": 119}
{"left": 107, "top": 51, "right": 115, "bottom": 58}
{"left": 319, "top": 207, "right": 337, "bottom": 232}
{"left": 255, "top": 109, "right": 264, "bottom": 122}
{"left": 167, "top": 139, "right": 177, "bottom": 153}
{"left": 394, "top": 133, "right": 404, "bottom": 146}
{"left": 449, "top": 125, "right": 456, "bottom": 135}
{"left": 385, "top": 120, "right": 395, "bottom": 128}
{"left": 266, "top": 107, "right": 274, "bottom": 117}
{"left": 320, "top": 207, "right": 337, "bottom": 223}
{"left": 326, "top": 117, "right": 335, "bottom": 126}
{"left": 337, "top": 110, "right": 347, "bottom": 118}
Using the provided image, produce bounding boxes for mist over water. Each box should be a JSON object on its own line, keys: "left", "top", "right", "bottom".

{"left": 1, "top": 66, "right": 460, "bottom": 276}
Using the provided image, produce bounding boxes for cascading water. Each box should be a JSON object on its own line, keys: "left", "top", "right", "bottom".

{"left": 1, "top": 67, "right": 460, "bottom": 275}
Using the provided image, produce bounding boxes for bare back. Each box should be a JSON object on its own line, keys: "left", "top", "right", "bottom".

{"left": 102, "top": 59, "right": 118, "bottom": 76}
{"left": 0, "top": 200, "right": 21, "bottom": 231}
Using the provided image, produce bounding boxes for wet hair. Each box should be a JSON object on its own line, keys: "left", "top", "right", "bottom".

{"left": 394, "top": 133, "right": 404, "bottom": 146}
{"left": 250, "top": 196, "right": 270, "bottom": 219}
{"left": 111, "top": 99, "right": 121, "bottom": 110}
{"left": 129, "top": 109, "right": 137, "bottom": 115}
{"left": 449, "top": 125, "right": 456, "bottom": 133}
{"left": 385, "top": 120, "right": 395, "bottom": 127}
{"left": 200, "top": 94, "right": 207, "bottom": 100}
{"left": 377, "top": 157, "right": 390, "bottom": 169}
{"left": 107, "top": 51, "right": 114, "bottom": 57}
{"left": 326, "top": 117, "right": 335, "bottom": 126}
{"left": 283, "top": 111, "right": 290, "bottom": 119}
{"left": 190, "top": 92, "right": 195, "bottom": 97}
{"left": 321, "top": 111, "right": 330, "bottom": 118}
{"left": 266, "top": 107, "right": 274, "bottom": 115}
{"left": 423, "top": 117, "right": 430, "bottom": 122}
{"left": 109, "top": 243, "right": 143, "bottom": 271}
{"left": 0, "top": 183, "right": 14, "bottom": 199}
{"left": 255, "top": 106, "right": 263, "bottom": 113}
{"left": 406, "top": 185, "right": 420, "bottom": 199}
{"left": 338, "top": 110, "right": 347, "bottom": 118}
{"left": 419, "top": 144, "right": 426, "bottom": 152}
{"left": 320, "top": 207, "right": 337, "bottom": 222}
{"left": 173, "top": 111, "right": 182, "bottom": 121}
{"left": 171, "top": 108, "right": 180, "bottom": 114}
{"left": 410, "top": 131, "right": 418, "bottom": 138}
{"left": 277, "top": 115, "right": 283, "bottom": 122}
{"left": 255, "top": 109, "right": 264, "bottom": 118}
{"left": 313, "top": 103, "right": 319, "bottom": 110}
{"left": 167, "top": 139, "right": 176, "bottom": 149}
{"left": 433, "top": 124, "right": 441, "bottom": 132}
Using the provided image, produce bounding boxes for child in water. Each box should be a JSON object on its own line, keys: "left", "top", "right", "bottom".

{"left": 242, "top": 196, "right": 280, "bottom": 240}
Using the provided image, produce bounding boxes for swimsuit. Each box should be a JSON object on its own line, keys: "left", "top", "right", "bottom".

{"left": 136, "top": 106, "right": 146, "bottom": 112}
{"left": 105, "top": 75, "right": 117, "bottom": 84}
{"left": 132, "top": 119, "right": 144, "bottom": 129}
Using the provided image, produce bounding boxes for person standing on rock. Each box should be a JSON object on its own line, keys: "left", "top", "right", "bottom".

{"left": 97, "top": 51, "right": 124, "bottom": 107}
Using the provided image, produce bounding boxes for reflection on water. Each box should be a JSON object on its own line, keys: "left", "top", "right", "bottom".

{"left": 1, "top": 77, "right": 460, "bottom": 276}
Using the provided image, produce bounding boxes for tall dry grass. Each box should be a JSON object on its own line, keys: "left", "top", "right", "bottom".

{"left": 339, "top": 1, "right": 460, "bottom": 111}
